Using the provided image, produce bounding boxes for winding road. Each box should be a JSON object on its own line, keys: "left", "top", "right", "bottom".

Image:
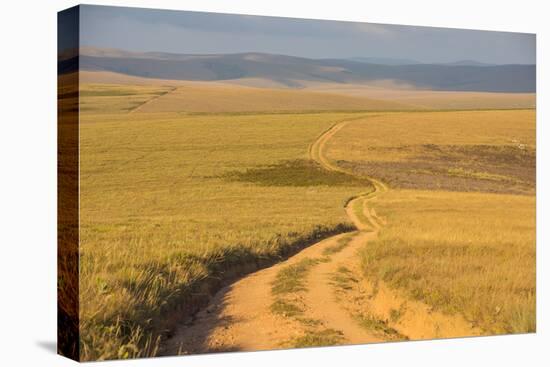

{"left": 160, "top": 118, "right": 478, "bottom": 355}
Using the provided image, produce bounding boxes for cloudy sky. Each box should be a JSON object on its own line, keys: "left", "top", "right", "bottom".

{"left": 79, "top": 5, "right": 535, "bottom": 64}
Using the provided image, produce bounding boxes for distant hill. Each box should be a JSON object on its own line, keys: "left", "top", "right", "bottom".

{"left": 439, "top": 60, "right": 495, "bottom": 67}
{"left": 61, "top": 48, "right": 536, "bottom": 93}
{"left": 346, "top": 57, "right": 420, "bottom": 65}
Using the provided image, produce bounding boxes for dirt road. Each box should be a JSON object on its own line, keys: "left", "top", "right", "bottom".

{"left": 161, "top": 118, "right": 478, "bottom": 355}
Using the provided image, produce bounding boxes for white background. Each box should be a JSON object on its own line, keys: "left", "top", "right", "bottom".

{"left": 0, "top": 0, "right": 547, "bottom": 365}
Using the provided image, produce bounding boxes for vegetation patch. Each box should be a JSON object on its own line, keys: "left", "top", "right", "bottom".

{"left": 338, "top": 144, "right": 535, "bottom": 195}
{"left": 270, "top": 299, "right": 304, "bottom": 318}
{"left": 330, "top": 266, "right": 358, "bottom": 291}
{"left": 327, "top": 110, "right": 535, "bottom": 195}
{"left": 272, "top": 258, "right": 321, "bottom": 295}
{"left": 390, "top": 307, "right": 404, "bottom": 323}
{"left": 446, "top": 167, "right": 515, "bottom": 182}
{"left": 224, "top": 159, "right": 370, "bottom": 187}
{"left": 289, "top": 328, "right": 345, "bottom": 348}
{"left": 322, "top": 233, "right": 355, "bottom": 255}
{"left": 271, "top": 257, "right": 335, "bottom": 341}
{"left": 355, "top": 315, "right": 408, "bottom": 341}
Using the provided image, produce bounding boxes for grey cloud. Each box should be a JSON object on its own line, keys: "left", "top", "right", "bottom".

{"left": 79, "top": 4, "right": 535, "bottom": 64}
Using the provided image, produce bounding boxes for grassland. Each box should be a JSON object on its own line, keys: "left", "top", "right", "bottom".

{"left": 75, "top": 81, "right": 536, "bottom": 360}
{"left": 132, "top": 83, "right": 409, "bottom": 113}
{"left": 303, "top": 83, "right": 536, "bottom": 110}
{"left": 79, "top": 83, "right": 174, "bottom": 114}
{"left": 80, "top": 71, "right": 536, "bottom": 111}
{"left": 78, "top": 84, "right": 379, "bottom": 360}
{"left": 322, "top": 110, "right": 536, "bottom": 334}
{"left": 361, "top": 190, "right": 536, "bottom": 334}
{"left": 326, "top": 110, "right": 535, "bottom": 195}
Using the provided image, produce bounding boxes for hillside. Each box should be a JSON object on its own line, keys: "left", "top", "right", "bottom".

{"left": 78, "top": 71, "right": 536, "bottom": 112}
{"left": 79, "top": 80, "right": 410, "bottom": 114}
{"left": 61, "top": 47, "right": 536, "bottom": 93}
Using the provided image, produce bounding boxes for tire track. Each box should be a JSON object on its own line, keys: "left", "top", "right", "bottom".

{"left": 161, "top": 116, "right": 478, "bottom": 355}
{"left": 128, "top": 87, "right": 178, "bottom": 114}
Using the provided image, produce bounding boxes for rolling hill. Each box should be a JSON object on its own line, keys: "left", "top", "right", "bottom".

{"left": 60, "top": 47, "right": 536, "bottom": 93}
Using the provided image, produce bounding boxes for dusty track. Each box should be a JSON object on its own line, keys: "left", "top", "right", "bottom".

{"left": 128, "top": 87, "right": 178, "bottom": 114}
{"left": 161, "top": 117, "right": 479, "bottom": 355}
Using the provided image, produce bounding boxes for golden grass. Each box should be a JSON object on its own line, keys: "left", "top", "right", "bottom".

{"left": 79, "top": 84, "right": 174, "bottom": 114}
{"left": 326, "top": 110, "right": 536, "bottom": 163}
{"left": 303, "top": 83, "right": 536, "bottom": 110}
{"left": 74, "top": 81, "right": 536, "bottom": 359}
{"left": 361, "top": 189, "right": 536, "bottom": 334}
{"left": 325, "top": 110, "right": 535, "bottom": 195}
{"left": 79, "top": 71, "right": 536, "bottom": 111}
{"left": 323, "top": 109, "right": 536, "bottom": 334}
{"left": 78, "top": 108, "right": 372, "bottom": 360}
{"left": 114, "top": 83, "right": 408, "bottom": 113}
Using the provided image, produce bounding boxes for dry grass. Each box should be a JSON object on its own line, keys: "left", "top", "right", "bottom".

{"left": 322, "top": 233, "right": 355, "bottom": 255}
{"left": 78, "top": 102, "right": 372, "bottom": 360}
{"left": 79, "top": 71, "right": 536, "bottom": 111}
{"left": 361, "top": 190, "right": 536, "bottom": 334}
{"left": 288, "top": 328, "right": 345, "bottom": 348}
{"left": 327, "top": 110, "right": 535, "bottom": 194}
{"left": 323, "top": 109, "right": 536, "bottom": 334}
{"left": 270, "top": 258, "right": 320, "bottom": 319}
{"left": 79, "top": 84, "right": 174, "bottom": 114}
{"left": 270, "top": 258, "right": 347, "bottom": 349}
{"left": 120, "top": 83, "right": 408, "bottom": 113}
{"left": 304, "top": 83, "right": 536, "bottom": 110}
{"left": 74, "top": 81, "right": 536, "bottom": 360}
{"left": 326, "top": 110, "right": 536, "bottom": 158}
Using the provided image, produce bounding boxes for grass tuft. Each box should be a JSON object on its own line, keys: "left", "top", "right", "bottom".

{"left": 322, "top": 233, "right": 355, "bottom": 255}
{"left": 270, "top": 299, "right": 304, "bottom": 318}
{"left": 271, "top": 258, "right": 321, "bottom": 295}
{"left": 289, "top": 329, "right": 345, "bottom": 348}
{"left": 355, "top": 315, "right": 408, "bottom": 341}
